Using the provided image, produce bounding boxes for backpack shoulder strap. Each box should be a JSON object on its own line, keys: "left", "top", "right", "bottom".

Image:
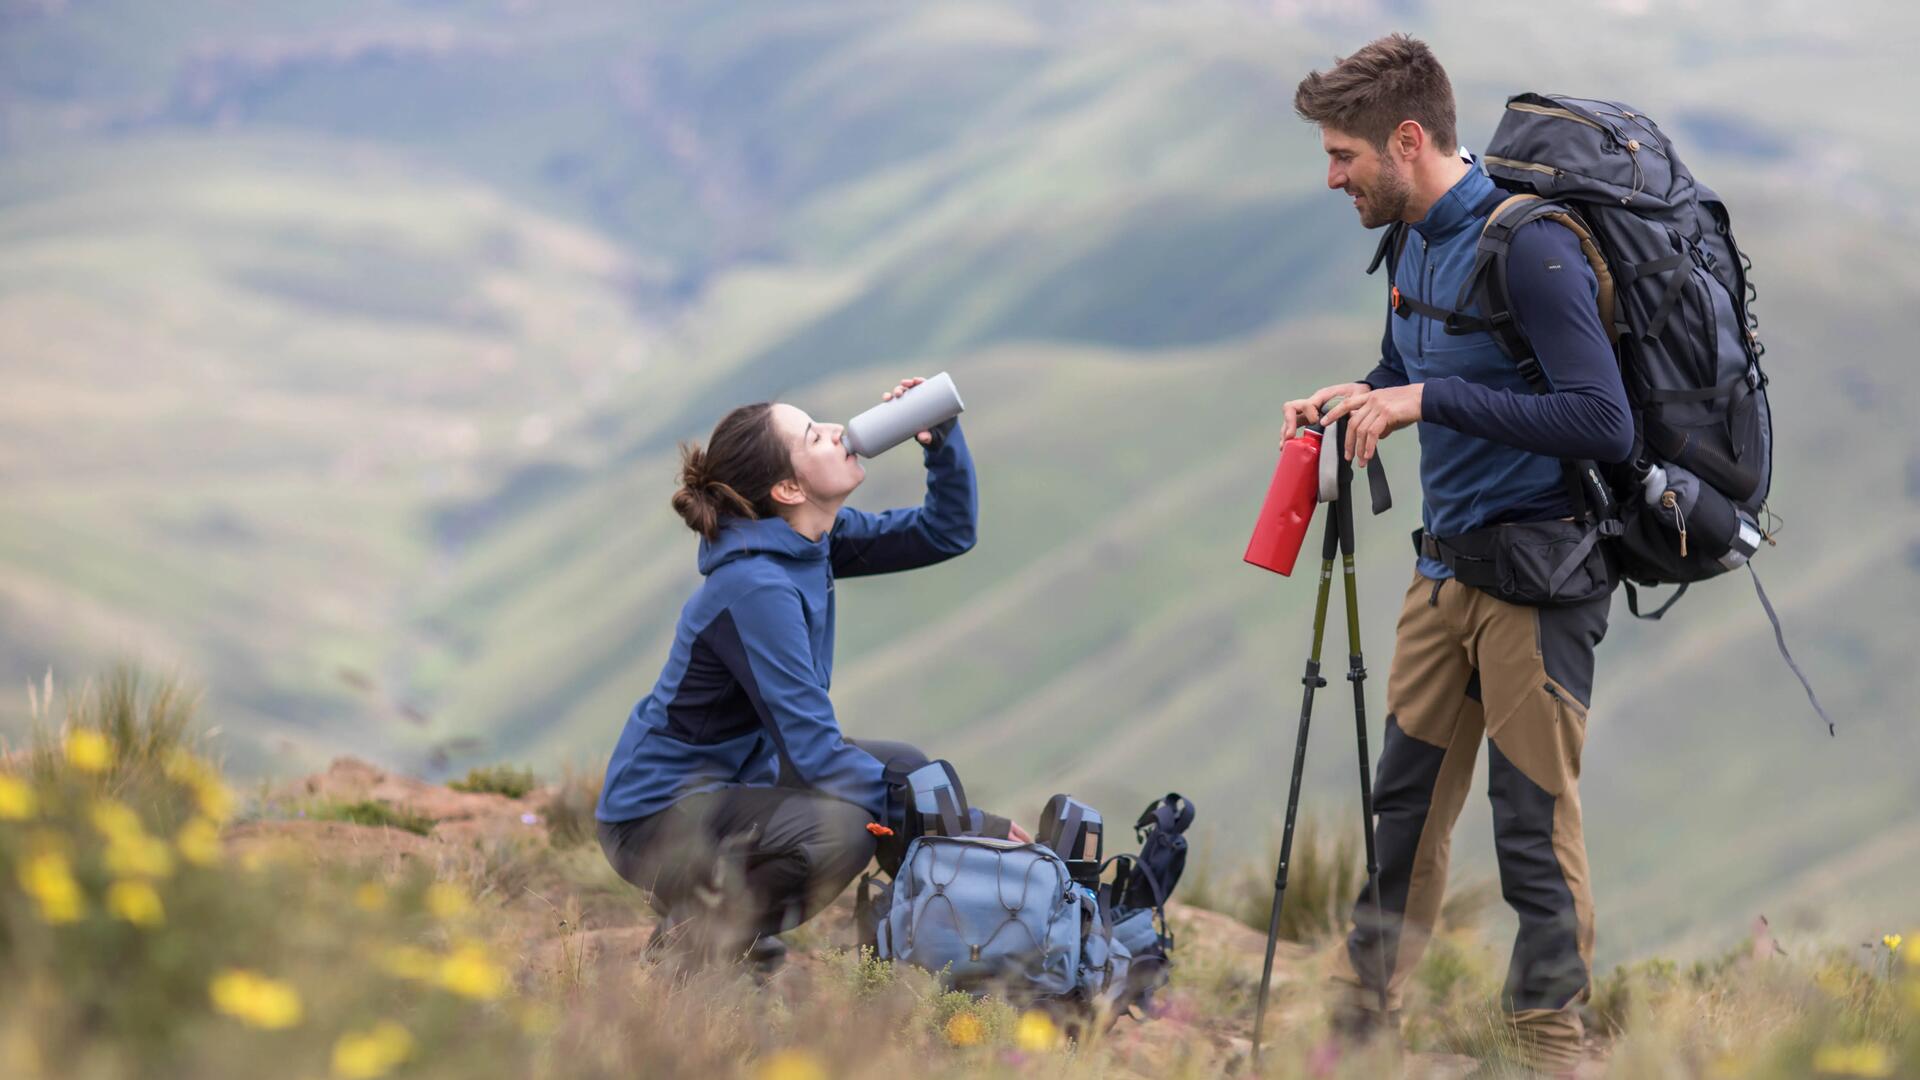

{"left": 1471, "top": 195, "right": 1621, "bottom": 364}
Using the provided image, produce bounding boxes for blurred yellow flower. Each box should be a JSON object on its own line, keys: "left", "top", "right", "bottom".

{"left": 1014, "top": 1010, "right": 1061, "bottom": 1052}
{"left": 944, "top": 1011, "right": 986, "bottom": 1047}
{"left": 1884, "top": 934, "right": 1904, "bottom": 954}
{"left": 164, "top": 751, "right": 233, "bottom": 821}
{"left": 209, "top": 969, "right": 304, "bottom": 1030}
{"left": 1813, "top": 1042, "right": 1893, "bottom": 1077}
{"left": 176, "top": 818, "right": 222, "bottom": 867}
{"left": 425, "top": 882, "right": 469, "bottom": 919}
{"left": 0, "top": 775, "right": 36, "bottom": 820}
{"left": 1815, "top": 963, "right": 1855, "bottom": 998}
{"left": 352, "top": 883, "right": 387, "bottom": 913}
{"left": 90, "top": 800, "right": 143, "bottom": 840}
{"left": 756, "top": 1049, "right": 829, "bottom": 1080}
{"left": 65, "top": 730, "right": 110, "bottom": 773}
{"left": 375, "top": 945, "right": 438, "bottom": 982}
{"left": 19, "top": 850, "right": 84, "bottom": 924}
{"left": 1905, "top": 935, "right": 1920, "bottom": 970}
{"left": 106, "top": 880, "right": 164, "bottom": 927}
{"left": 193, "top": 778, "right": 233, "bottom": 823}
{"left": 438, "top": 942, "right": 508, "bottom": 1000}
{"left": 104, "top": 833, "right": 175, "bottom": 880}
{"left": 331, "top": 1021, "right": 414, "bottom": 1079}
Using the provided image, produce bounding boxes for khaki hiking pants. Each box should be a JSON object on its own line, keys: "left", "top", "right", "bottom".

{"left": 1331, "top": 571, "right": 1608, "bottom": 1073}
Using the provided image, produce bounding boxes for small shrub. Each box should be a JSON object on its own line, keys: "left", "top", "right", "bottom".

{"left": 541, "top": 764, "right": 602, "bottom": 849}
{"left": 448, "top": 764, "right": 535, "bottom": 799}
{"left": 1180, "top": 817, "right": 1359, "bottom": 943}
{"left": 313, "top": 799, "right": 435, "bottom": 836}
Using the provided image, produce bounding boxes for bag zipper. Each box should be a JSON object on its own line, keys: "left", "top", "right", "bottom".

{"left": 1508, "top": 100, "right": 1605, "bottom": 131}
{"left": 1660, "top": 490, "right": 1688, "bottom": 557}
{"left": 1483, "top": 154, "right": 1561, "bottom": 178}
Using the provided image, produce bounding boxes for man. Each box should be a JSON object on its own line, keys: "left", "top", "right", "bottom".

{"left": 1281, "top": 34, "right": 1632, "bottom": 1076}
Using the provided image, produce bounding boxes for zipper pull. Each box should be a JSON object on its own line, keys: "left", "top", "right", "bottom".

{"left": 1661, "top": 490, "right": 1687, "bottom": 557}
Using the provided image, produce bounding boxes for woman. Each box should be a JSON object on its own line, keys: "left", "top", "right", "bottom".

{"left": 596, "top": 377, "right": 1019, "bottom": 969}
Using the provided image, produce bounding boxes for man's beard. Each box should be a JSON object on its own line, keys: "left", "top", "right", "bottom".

{"left": 1356, "top": 157, "right": 1411, "bottom": 229}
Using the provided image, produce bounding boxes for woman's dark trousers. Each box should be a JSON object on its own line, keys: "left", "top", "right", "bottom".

{"left": 596, "top": 739, "right": 926, "bottom": 949}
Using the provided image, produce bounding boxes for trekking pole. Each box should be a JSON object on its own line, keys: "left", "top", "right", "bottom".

{"left": 1251, "top": 500, "right": 1341, "bottom": 1068}
{"left": 1335, "top": 451, "right": 1392, "bottom": 1019}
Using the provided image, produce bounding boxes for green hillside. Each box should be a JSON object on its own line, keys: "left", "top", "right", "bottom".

{"left": 2, "top": 0, "right": 1917, "bottom": 964}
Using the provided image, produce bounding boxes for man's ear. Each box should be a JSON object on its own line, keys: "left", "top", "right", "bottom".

{"left": 769, "top": 477, "right": 807, "bottom": 508}
{"left": 1392, "top": 119, "right": 1425, "bottom": 162}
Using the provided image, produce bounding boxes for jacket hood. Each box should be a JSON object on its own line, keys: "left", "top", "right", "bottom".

{"left": 697, "top": 514, "right": 829, "bottom": 575}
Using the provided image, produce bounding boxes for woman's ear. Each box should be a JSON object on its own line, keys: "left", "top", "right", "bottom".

{"left": 769, "top": 476, "right": 807, "bottom": 509}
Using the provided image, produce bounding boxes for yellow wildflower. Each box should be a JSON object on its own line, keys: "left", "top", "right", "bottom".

{"left": 437, "top": 942, "right": 508, "bottom": 1000}
{"left": 944, "top": 1011, "right": 986, "bottom": 1047}
{"left": 176, "top": 818, "right": 222, "bottom": 867}
{"left": 331, "top": 1021, "right": 414, "bottom": 1079}
{"left": 164, "top": 750, "right": 232, "bottom": 821}
{"left": 1884, "top": 933, "right": 1904, "bottom": 954}
{"left": 0, "top": 774, "right": 36, "bottom": 820}
{"left": 65, "top": 730, "right": 110, "bottom": 773}
{"left": 1015, "top": 1009, "right": 1061, "bottom": 1052}
{"left": 1815, "top": 963, "right": 1856, "bottom": 998}
{"left": 756, "top": 1049, "right": 829, "bottom": 1080}
{"left": 208, "top": 969, "right": 303, "bottom": 1030}
{"left": 104, "top": 833, "right": 174, "bottom": 880}
{"left": 424, "top": 882, "right": 469, "bottom": 919}
{"left": 375, "top": 945, "right": 438, "bottom": 982}
{"left": 90, "top": 799, "right": 143, "bottom": 841}
{"left": 106, "top": 880, "right": 165, "bottom": 927}
{"left": 1812, "top": 1041, "right": 1892, "bottom": 1077}
{"left": 192, "top": 777, "right": 233, "bottom": 822}
{"left": 19, "top": 850, "right": 84, "bottom": 924}
{"left": 352, "top": 883, "right": 387, "bottom": 913}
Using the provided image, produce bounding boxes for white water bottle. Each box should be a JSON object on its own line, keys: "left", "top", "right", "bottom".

{"left": 842, "top": 371, "right": 966, "bottom": 457}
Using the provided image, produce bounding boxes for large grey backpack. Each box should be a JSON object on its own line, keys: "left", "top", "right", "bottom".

{"left": 1374, "top": 92, "right": 1828, "bottom": 732}
{"left": 856, "top": 786, "right": 1189, "bottom": 1022}
{"left": 871, "top": 835, "right": 1130, "bottom": 1001}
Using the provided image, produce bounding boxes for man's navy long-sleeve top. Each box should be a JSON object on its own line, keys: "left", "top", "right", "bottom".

{"left": 597, "top": 424, "right": 977, "bottom": 824}
{"left": 1359, "top": 163, "right": 1631, "bottom": 579}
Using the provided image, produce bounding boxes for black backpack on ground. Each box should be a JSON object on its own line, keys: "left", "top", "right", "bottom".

{"left": 1372, "top": 92, "right": 1830, "bottom": 732}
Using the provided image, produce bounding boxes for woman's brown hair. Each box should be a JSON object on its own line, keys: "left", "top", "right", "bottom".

{"left": 672, "top": 403, "right": 794, "bottom": 541}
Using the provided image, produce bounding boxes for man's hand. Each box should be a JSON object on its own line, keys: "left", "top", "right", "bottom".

{"left": 1008, "top": 821, "right": 1033, "bottom": 844}
{"left": 1321, "top": 383, "right": 1423, "bottom": 467}
{"left": 1282, "top": 382, "right": 1370, "bottom": 443}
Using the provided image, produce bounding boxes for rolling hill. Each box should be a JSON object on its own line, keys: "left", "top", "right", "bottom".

{"left": 2, "top": 0, "right": 1917, "bottom": 963}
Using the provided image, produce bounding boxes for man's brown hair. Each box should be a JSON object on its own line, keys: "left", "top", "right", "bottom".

{"left": 1293, "top": 33, "right": 1458, "bottom": 154}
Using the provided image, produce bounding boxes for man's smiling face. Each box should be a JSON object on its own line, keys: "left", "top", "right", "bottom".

{"left": 1322, "top": 126, "right": 1410, "bottom": 229}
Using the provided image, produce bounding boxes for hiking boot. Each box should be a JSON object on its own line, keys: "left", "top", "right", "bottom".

{"left": 744, "top": 934, "right": 788, "bottom": 975}
{"left": 1328, "top": 1001, "right": 1403, "bottom": 1045}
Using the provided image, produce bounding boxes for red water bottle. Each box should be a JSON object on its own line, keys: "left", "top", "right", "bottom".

{"left": 1244, "top": 426, "right": 1324, "bottom": 576}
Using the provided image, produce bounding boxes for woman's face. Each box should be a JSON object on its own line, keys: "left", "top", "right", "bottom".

{"left": 769, "top": 402, "right": 864, "bottom": 506}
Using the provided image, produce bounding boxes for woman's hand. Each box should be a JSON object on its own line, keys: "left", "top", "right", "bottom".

{"left": 1007, "top": 821, "right": 1033, "bottom": 844}
{"left": 882, "top": 377, "right": 935, "bottom": 445}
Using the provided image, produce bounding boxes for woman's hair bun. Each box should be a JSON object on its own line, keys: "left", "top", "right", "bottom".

{"left": 668, "top": 403, "right": 787, "bottom": 542}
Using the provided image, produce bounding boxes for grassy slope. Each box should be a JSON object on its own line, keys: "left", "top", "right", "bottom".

{"left": 1, "top": 0, "right": 1916, "bottom": 962}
